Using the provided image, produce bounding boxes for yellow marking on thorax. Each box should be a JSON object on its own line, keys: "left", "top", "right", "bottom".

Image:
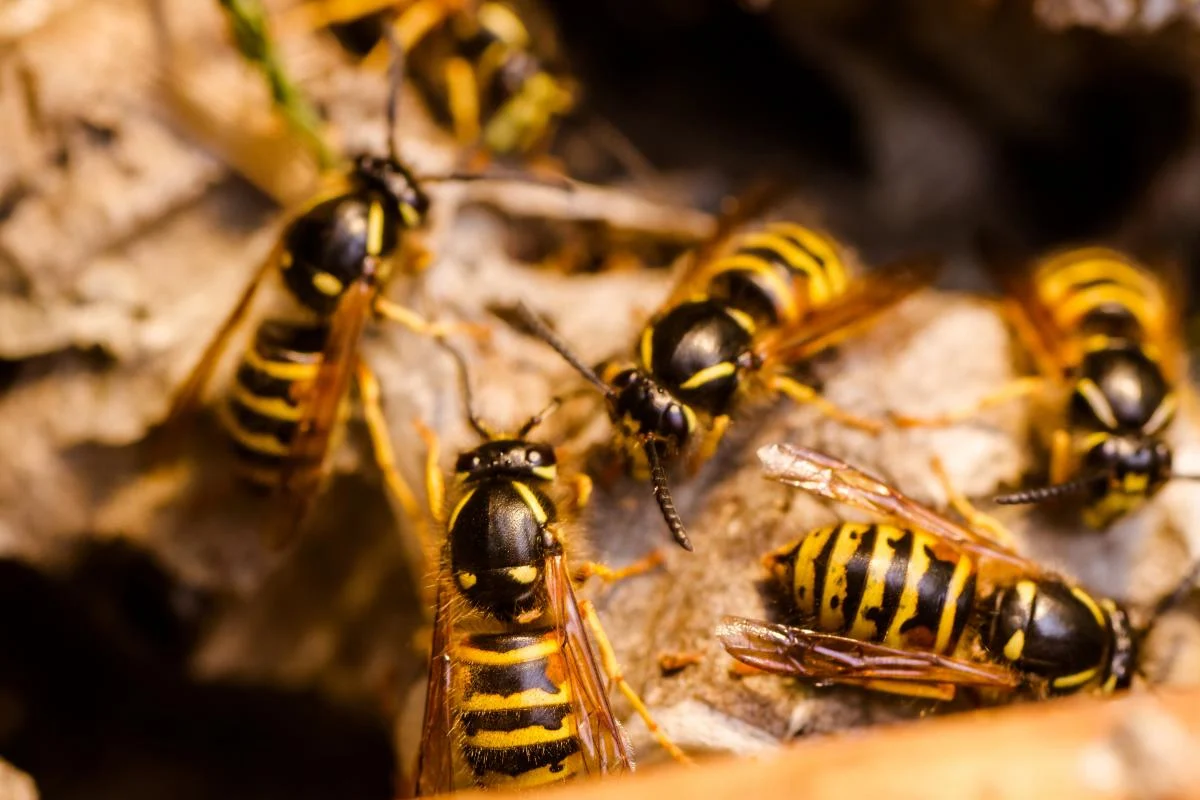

{"left": 312, "top": 271, "right": 344, "bottom": 297}
{"left": 1143, "top": 393, "right": 1176, "bottom": 435}
{"left": 456, "top": 571, "right": 478, "bottom": 589}
{"left": 934, "top": 554, "right": 975, "bottom": 654}
{"left": 1075, "top": 378, "right": 1120, "bottom": 430}
{"left": 243, "top": 346, "right": 321, "bottom": 382}
{"left": 1051, "top": 666, "right": 1099, "bottom": 691}
{"left": 1016, "top": 580, "right": 1037, "bottom": 606}
{"left": 399, "top": 203, "right": 420, "bottom": 228}
{"left": 366, "top": 201, "right": 385, "bottom": 257}
{"left": 1071, "top": 586, "right": 1107, "bottom": 629}
{"left": 457, "top": 637, "right": 560, "bottom": 666}
{"left": 448, "top": 487, "right": 477, "bottom": 533}
{"left": 725, "top": 306, "right": 757, "bottom": 334}
{"left": 639, "top": 326, "right": 654, "bottom": 370}
{"left": 511, "top": 481, "right": 549, "bottom": 525}
{"left": 680, "top": 362, "right": 736, "bottom": 390}
{"left": 229, "top": 384, "right": 303, "bottom": 422}
{"left": 506, "top": 565, "right": 539, "bottom": 584}
{"left": 1003, "top": 630, "right": 1025, "bottom": 662}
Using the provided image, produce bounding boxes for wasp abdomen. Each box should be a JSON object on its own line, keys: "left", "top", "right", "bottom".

{"left": 220, "top": 321, "right": 328, "bottom": 488}
{"left": 784, "top": 523, "right": 976, "bottom": 654}
{"left": 448, "top": 481, "right": 554, "bottom": 619}
{"left": 281, "top": 191, "right": 400, "bottom": 315}
{"left": 453, "top": 629, "right": 584, "bottom": 789}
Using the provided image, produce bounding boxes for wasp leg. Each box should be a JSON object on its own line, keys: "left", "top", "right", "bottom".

{"left": 772, "top": 375, "right": 884, "bottom": 435}
{"left": 578, "top": 599, "right": 694, "bottom": 765}
{"left": 444, "top": 55, "right": 482, "bottom": 147}
{"left": 657, "top": 651, "right": 703, "bottom": 676}
{"left": 1049, "top": 427, "right": 1072, "bottom": 485}
{"left": 929, "top": 456, "right": 1017, "bottom": 549}
{"left": 355, "top": 0, "right": 463, "bottom": 71}
{"left": 413, "top": 418, "right": 446, "bottom": 526}
{"left": 373, "top": 297, "right": 490, "bottom": 341}
{"left": 889, "top": 376, "right": 1047, "bottom": 429}
{"left": 357, "top": 359, "right": 435, "bottom": 568}
{"left": 568, "top": 472, "right": 593, "bottom": 513}
{"left": 574, "top": 549, "right": 665, "bottom": 585}
{"left": 685, "top": 415, "right": 730, "bottom": 476}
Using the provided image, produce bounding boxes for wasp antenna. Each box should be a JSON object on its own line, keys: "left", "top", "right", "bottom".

{"left": 381, "top": 13, "right": 407, "bottom": 166}
{"left": 644, "top": 441, "right": 692, "bottom": 551}
{"left": 517, "top": 396, "right": 563, "bottom": 438}
{"left": 511, "top": 302, "right": 616, "bottom": 399}
{"left": 993, "top": 475, "right": 1098, "bottom": 506}
{"left": 1168, "top": 472, "right": 1200, "bottom": 481}
{"left": 434, "top": 337, "right": 497, "bottom": 440}
{"left": 416, "top": 169, "right": 575, "bottom": 192}
{"left": 1149, "top": 557, "right": 1200, "bottom": 626}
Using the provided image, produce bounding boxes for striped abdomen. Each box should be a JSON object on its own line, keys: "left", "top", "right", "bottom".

{"left": 1032, "top": 247, "right": 1167, "bottom": 352}
{"left": 219, "top": 320, "right": 328, "bottom": 488}
{"left": 452, "top": 629, "right": 584, "bottom": 789}
{"left": 773, "top": 522, "right": 977, "bottom": 654}
{"left": 701, "top": 221, "right": 851, "bottom": 328}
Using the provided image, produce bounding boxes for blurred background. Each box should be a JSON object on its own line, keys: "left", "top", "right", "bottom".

{"left": 2, "top": 0, "right": 1200, "bottom": 798}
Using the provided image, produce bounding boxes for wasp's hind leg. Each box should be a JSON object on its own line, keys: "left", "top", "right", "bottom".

{"left": 578, "top": 599, "right": 694, "bottom": 765}
{"left": 771, "top": 375, "right": 885, "bottom": 435}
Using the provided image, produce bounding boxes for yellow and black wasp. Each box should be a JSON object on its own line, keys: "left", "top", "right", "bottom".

{"left": 512, "top": 193, "right": 938, "bottom": 550}
{"left": 283, "top": 0, "right": 581, "bottom": 168}
{"left": 719, "top": 443, "right": 1196, "bottom": 701}
{"left": 407, "top": 345, "right": 688, "bottom": 795}
{"left": 160, "top": 34, "right": 492, "bottom": 550}
{"left": 893, "top": 244, "right": 1198, "bottom": 528}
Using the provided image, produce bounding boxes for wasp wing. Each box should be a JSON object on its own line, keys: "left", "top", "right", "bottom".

{"left": 162, "top": 241, "right": 281, "bottom": 432}
{"left": 268, "top": 276, "right": 373, "bottom": 548}
{"left": 545, "top": 552, "right": 635, "bottom": 776}
{"left": 757, "top": 443, "right": 1044, "bottom": 576}
{"left": 718, "top": 616, "right": 1021, "bottom": 691}
{"left": 756, "top": 257, "right": 938, "bottom": 367}
{"left": 409, "top": 577, "right": 458, "bottom": 797}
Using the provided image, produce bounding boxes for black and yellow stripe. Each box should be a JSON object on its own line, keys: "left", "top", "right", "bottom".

{"left": 700, "top": 221, "right": 850, "bottom": 327}
{"left": 452, "top": 629, "right": 584, "bottom": 789}
{"left": 218, "top": 320, "right": 327, "bottom": 488}
{"left": 777, "top": 522, "right": 976, "bottom": 654}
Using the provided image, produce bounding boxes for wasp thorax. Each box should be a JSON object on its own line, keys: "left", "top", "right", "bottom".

{"left": 456, "top": 440, "right": 558, "bottom": 482}
{"left": 610, "top": 369, "right": 693, "bottom": 452}
{"left": 983, "top": 579, "right": 1112, "bottom": 694}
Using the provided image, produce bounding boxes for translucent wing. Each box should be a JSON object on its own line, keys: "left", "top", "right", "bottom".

{"left": 757, "top": 443, "right": 1042, "bottom": 575}
{"left": 268, "top": 277, "right": 373, "bottom": 548}
{"left": 976, "top": 237, "right": 1083, "bottom": 380}
{"left": 410, "top": 578, "right": 457, "bottom": 797}
{"left": 718, "top": 616, "right": 1021, "bottom": 692}
{"left": 162, "top": 241, "right": 281, "bottom": 431}
{"left": 545, "top": 553, "right": 635, "bottom": 776}
{"left": 757, "top": 257, "right": 939, "bottom": 366}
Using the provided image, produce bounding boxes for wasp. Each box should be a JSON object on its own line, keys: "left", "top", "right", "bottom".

{"left": 407, "top": 344, "right": 688, "bottom": 795}
{"left": 283, "top": 0, "right": 581, "bottom": 168}
{"left": 161, "top": 36, "right": 493, "bottom": 551}
{"left": 719, "top": 443, "right": 1196, "bottom": 701}
{"left": 892, "top": 244, "right": 1198, "bottom": 528}
{"left": 513, "top": 197, "right": 938, "bottom": 551}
